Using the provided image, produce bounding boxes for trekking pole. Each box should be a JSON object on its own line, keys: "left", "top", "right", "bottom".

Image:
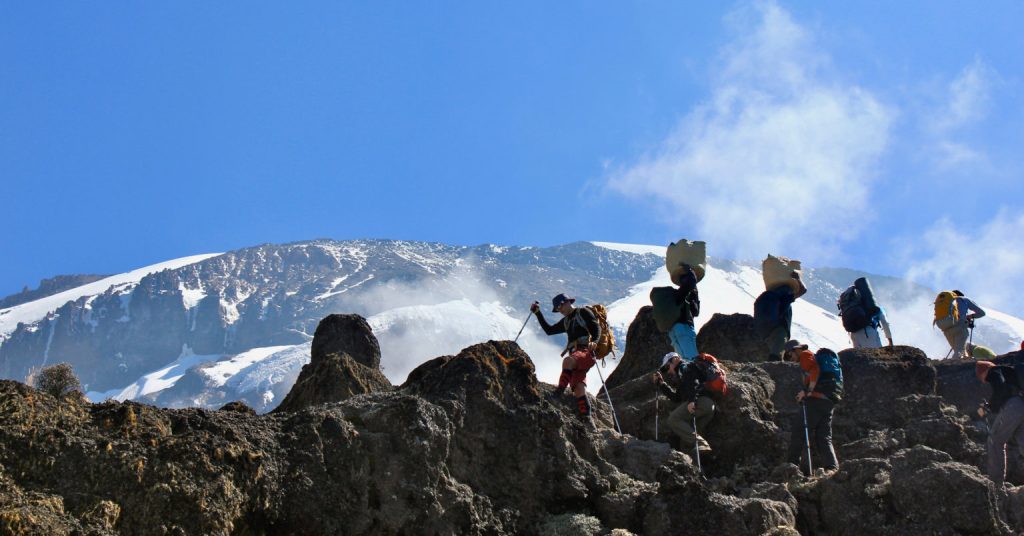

{"left": 513, "top": 302, "right": 538, "bottom": 344}
{"left": 594, "top": 364, "right": 622, "bottom": 434}
{"left": 654, "top": 383, "right": 659, "bottom": 441}
{"left": 801, "top": 400, "right": 813, "bottom": 476}
{"left": 692, "top": 413, "right": 704, "bottom": 478}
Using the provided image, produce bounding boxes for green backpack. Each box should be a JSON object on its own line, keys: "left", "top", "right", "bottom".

{"left": 650, "top": 287, "right": 698, "bottom": 332}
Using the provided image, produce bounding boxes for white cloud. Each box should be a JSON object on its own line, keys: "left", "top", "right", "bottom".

{"left": 606, "top": 1, "right": 892, "bottom": 263}
{"left": 904, "top": 209, "right": 1024, "bottom": 317}
{"left": 931, "top": 58, "right": 995, "bottom": 133}
{"left": 924, "top": 57, "right": 998, "bottom": 169}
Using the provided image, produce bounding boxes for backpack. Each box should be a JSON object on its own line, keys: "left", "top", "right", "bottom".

{"left": 650, "top": 287, "right": 683, "bottom": 333}
{"left": 584, "top": 305, "right": 616, "bottom": 360}
{"left": 693, "top": 353, "right": 727, "bottom": 398}
{"left": 838, "top": 286, "right": 871, "bottom": 333}
{"left": 933, "top": 291, "right": 960, "bottom": 331}
{"left": 813, "top": 348, "right": 844, "bottom": 403}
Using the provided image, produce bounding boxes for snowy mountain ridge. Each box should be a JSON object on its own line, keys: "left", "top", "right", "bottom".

{"left": 2, "top": 238, "right": 1022, "bottom": 413}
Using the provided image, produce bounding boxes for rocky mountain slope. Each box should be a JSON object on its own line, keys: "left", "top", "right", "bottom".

{"left": 2, "top": 309, "right": 1023, "bottom": 535}
{"left": 2, "top": 239, "right": 1023, "bottom": 414}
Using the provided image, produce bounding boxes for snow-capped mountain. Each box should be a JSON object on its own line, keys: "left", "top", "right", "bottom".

{"left": 2, "top": 239, "right": 1022, "bottom": 413}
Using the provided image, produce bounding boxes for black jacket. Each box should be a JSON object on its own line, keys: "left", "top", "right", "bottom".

{"left": 673, "top": 268, "right": 699, "bottom": 326}
{"left": 658, "top": 362, "right": 706, "bottom": 403}
{"left": 535, "top": 306, "right": 601, "bottom": 349}
{"left": 987, "top": 366, "right": 1022, "bottom": 413}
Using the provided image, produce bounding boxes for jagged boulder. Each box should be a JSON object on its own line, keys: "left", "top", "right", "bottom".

{"left": 274, "top": 314, "right": 391, "bottom": 412}
{"left": 936, "top": 351, "right": 1024, "bottom": 415}
{"left": 794, "top": 446, "right": 1012, "bottom": 535}
{"left": 603, "top": 307, "right": 673, "bottom": 392}
{"left": 696, "top": 313, "right": 771, "bottom": 363}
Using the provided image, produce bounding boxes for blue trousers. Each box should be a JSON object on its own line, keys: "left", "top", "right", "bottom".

{"left": 668, "top": 322, "right": 698, "bottom": 360}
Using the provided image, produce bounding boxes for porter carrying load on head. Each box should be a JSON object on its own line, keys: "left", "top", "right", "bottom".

{"left": 837, "top": 277, "right": 893, "bottom": 349}
{"left": 784, "top": 340, "right": 841, "bottom": 475}
{"left": 754, "top": 255, "right": 807, "bottom": 361}
{"left": 651, "top": 352, "right": 725, "bottom": 455}
{"left": 531, "top": 294, "right": 603, "bottom": 420}
{"left": 651, "top": 240, "right": 705, "bottom": 360}
{"left": 976, "top": 361, "right": 1024, "bottom": 487}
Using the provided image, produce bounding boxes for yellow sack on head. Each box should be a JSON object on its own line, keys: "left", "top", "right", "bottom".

{"left": 763, "top": 255, "right": 802, "bottom": 293}
{"left": 666, "top": 240, "right": 707, "bottom": 284}
{"left": 934, "top": 291, "right": 959, "bottom": 330}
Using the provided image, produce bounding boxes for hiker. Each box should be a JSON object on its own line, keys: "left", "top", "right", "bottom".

{"left": 666, "top": 263, "right": 699, "bottom": 360}
{"left": 940, "top": 290, "right": 986, "bottom": 360}
{"left": 850, "top": 306, "right": 893, "bottom": 349}
{"left": 784, "top": 340, "right": 840, "bottom": 474}
{"left": 754, "top": 272, "right": 808, "bottom": 361}
{"left": 531, "top": 294, "right": 601, "bottom": 420}
{"left": 651, "top": 352, "right": 716, "bottom": 454}
{"left": 976, "top": 361, "right": 1024, "bottom": 487}
{"left": 837, "top": 277, "right": 893, "bottom": 349}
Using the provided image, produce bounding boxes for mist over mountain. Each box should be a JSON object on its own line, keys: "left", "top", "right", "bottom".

{"left": 2, "top": 238, "right": 1021, "bottom": 413}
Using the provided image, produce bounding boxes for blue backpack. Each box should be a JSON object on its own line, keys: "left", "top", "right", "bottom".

{"left": 814, "top": 348, "right": 844, "bottom": 402}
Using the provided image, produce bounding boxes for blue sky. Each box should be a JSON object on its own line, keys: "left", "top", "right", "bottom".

{"left": 2, "top": 1, "right": 1022, "bottom": 313}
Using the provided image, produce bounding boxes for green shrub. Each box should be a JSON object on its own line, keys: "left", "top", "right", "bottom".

{"left": 33, "top": 363, "right": 82, "bottom": 399}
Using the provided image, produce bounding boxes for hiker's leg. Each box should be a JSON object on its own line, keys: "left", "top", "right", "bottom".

{"left": 786, "top": 410, "right": 807, "bottom": 467}
{"left": 669, "top": 323, "right": 698, "bottom": 361}
{"left": 766, "top": 326, "right": 788, "bottom": 361}
{"left": 667, "top": 403, "right": 697, "bottom": 448}
{"left": 952, "top": 323, "right": 970, "bottom": 359}
{"left": 1008, "top": 416, "right": 1024, "bottom": 484}
{"left": 556, "top": 355, "right": 577, "bottom": 392}
{"left": 987, "top": 398, "right": 1024, "bottom": 486}
{"left": 694, "top": 395, "right": 715, "bottom": 433}
{"left": 569, "top": 350, "right": 595, "bottom": 416}
{"left": 809, "top": 398, "right": 838, "bottom": 470}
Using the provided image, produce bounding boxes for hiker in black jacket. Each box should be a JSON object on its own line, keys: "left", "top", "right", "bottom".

{"left": 652, "top": 352, "right": 714, "bottom": 453}
{"left": 531, "top": 293, "right": 601, "bottom": 419}
{"left": 976, "top": 361, "right": 1024, "bottom": 487}
{"left": 754, "top": 272, "right": 807, "bottom": 361}
{"left": 668, "top": 265, "right": 700, "bottom": 360}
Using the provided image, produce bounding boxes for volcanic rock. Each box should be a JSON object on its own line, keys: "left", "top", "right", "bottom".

{"left": 602, "top": 306, "right": 673, "bottom": 391}
{"left": 696, "top": 313, "right": 772, "bottom": 363}
{"left": 274, "top": 314, "right": 391, "bottom": 413}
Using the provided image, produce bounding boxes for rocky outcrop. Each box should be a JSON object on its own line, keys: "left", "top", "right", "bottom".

{"left": 602, "top": 306, "right": 673, "bottom": 391}
{"left": 1, "top": 310, "right": 1022, "bottom": 534}
{"left": 273, "top": 314, "right": 391, "bottom": 413}
{"left": 696, "top": 313, "right": 771, "bottom": 362}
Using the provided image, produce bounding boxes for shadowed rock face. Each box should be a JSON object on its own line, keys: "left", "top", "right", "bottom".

{"left": 273, "top": 314, "right": 391, "bottom": 413}
{"left": 602, "top": 306, "right": 673, "bottom": 392}
{"left": 696, "top": 313, "right": 772, "bottom": 363}
{"left": 0, "top": 312, "right": 1022, "bottom": 534}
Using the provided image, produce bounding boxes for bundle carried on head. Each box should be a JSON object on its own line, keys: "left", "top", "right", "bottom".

{"left": 762, "top": 254, "right": 802, "bottom": 293}
{"left": 666, "top": 239, "right": 706, "bottom": 284}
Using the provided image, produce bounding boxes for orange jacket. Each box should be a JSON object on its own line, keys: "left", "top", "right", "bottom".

{"left": 798, "top": 349, "right": 827, "bottom": 399}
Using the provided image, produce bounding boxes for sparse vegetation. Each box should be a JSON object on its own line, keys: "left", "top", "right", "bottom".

{"left": 32, "top": 363, "right": 82, "bottom": 399}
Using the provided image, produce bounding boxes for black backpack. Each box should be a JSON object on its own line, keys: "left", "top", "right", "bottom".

{"left": 838, "top": 286, "right": 871, "bottom": 333}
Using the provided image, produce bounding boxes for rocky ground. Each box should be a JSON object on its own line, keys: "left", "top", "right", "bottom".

{"left": 0, "top": 311, "right": 1022, "bottom": 535}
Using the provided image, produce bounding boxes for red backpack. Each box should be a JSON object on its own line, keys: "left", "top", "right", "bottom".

{"left": 694, "top": 353, "right": 727, "bottom": 397}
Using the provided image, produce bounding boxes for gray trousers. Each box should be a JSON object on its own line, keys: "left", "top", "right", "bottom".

{"left": 666, "top": 395, "right": 714, "bottom": 449}
{"left": 988, "top": 396, "right": 1024, "bottom": 486}
{"left": 942, "top": 320, "right": 970, "bottom": 359}
{"left": 787, "top": 397, "right": 838, "bottom": 472}
{"left": 850, "top": 326, "right": 882, "bottom": 349}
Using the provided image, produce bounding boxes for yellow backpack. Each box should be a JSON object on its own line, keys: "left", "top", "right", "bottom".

{"left": 934, "top": 291, "right": 960, "bottom": 330}
{"left": 585, "top": 304, "right": 617, "bottom": 360}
